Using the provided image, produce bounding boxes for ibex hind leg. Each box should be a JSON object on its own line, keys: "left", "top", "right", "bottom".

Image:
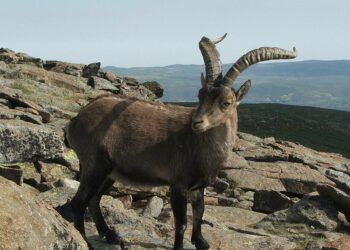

{"left": 70, "top": 163, "right": 109, "bottom": 239}
{"left": 88, "top": 177, "right": 124, "bottom": 246}
{"left": 70, "top": 174, "right": 98, "bottom": 239}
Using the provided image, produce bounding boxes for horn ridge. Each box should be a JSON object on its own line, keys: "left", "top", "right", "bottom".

{"left": 199, "top": 34, "right": 227, "bottom": 87}
{"left": 222, "top": 47, "right": 298, "bottom": 86}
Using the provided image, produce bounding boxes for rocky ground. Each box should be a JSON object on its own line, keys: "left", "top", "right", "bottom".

{"left": 1, "top": 48, "right": 350, "bottom": 250}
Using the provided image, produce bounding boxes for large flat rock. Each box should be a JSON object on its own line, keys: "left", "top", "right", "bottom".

{"left": 223, "top": 161, "right": 333, "bottom": 194}
{"left": 203, "top": 205, "right": 266, "bottom": 227}
{"left": 3, "top": 63, "right": 88, "bottom": 92}
{"left": 223, "top": 133, "right": 349, "bottom": 196}
{"left": 0, "top": 176, "right": 88, "bottom": 249}
{"left": 0, "top": 119, "right": 63, "bottom": 163}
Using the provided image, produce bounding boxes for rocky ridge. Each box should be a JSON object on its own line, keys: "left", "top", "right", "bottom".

{"left": 0, "top": 48, "right": 350, "bottom": 249}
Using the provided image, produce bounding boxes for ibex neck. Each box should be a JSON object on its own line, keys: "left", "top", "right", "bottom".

{"left": 193, "top": 119, "right": 234, "bottom": 183}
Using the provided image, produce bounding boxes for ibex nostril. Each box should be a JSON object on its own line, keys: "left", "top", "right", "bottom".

{"left": 193, "top": 120, "right": 203, "bottom": 128}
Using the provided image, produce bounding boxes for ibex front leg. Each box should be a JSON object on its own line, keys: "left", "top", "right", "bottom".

{"left": 190, "top": 188, "right": 210, "bottom": 249}
{"left": 170, "top": 186, "right": 188, "bottom": 250}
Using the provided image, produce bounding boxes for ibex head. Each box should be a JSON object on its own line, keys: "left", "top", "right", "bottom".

{"left": 191, "top": 34, "right": 298, "bottom": 133}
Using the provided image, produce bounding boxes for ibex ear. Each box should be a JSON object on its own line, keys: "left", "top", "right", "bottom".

{"left": 235, "top": 80, "right": 251, "bottom": 105}
{"left": 201, "top": 72, "right": 206, "bottom": 88}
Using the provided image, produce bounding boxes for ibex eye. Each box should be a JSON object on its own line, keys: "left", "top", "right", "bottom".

{"left": 222, "top": 102, "right": 231, "bottom": 108}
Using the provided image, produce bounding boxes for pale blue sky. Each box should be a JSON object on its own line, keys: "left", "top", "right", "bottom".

{"left": 1, "top": 0, "right": 349, "bottom": 67}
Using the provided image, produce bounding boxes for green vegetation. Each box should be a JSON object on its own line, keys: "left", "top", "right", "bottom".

{"left": 11, "top": 82, "right": 35, "bottom": 95}
{"left": 168, "top": 102, "right": 350, "bottom": 158}
{"left": 238, "top": 104, "right": 350, "bottom": 158}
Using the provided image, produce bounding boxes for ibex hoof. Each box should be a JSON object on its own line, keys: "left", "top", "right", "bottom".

{"left": 105, "top": 230, "right": 124, "bottom": 245}
{"left": 86, "top": 241, "right": 95, "bottom": 250}
{"left": 172, "top": 247, "right": 183, "bottom": 250}
{"left": 106, "top": 235, "right": 126, "bottom": 250}
{"left": 192, "top": 236, "right": 210, "bottom": 250}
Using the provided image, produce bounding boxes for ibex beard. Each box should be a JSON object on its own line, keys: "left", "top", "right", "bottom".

{"left": 65, "top": 34, "right": 297, "bottom": 250}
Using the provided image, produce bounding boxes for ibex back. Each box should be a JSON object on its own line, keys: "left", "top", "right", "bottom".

{"left": 65, "top": 34, "right": 297, "bottom": 250}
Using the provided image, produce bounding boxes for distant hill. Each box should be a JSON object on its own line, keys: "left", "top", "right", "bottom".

{"left": 104, "top": 60, "right": 350, "bottom": 111}
{"left": 168, "top": 102, "right": 350, "bottom": 158}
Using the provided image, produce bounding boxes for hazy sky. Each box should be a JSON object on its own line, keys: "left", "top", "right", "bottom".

{"left": 1, "top": 0, "right": 349, "bottom": 67}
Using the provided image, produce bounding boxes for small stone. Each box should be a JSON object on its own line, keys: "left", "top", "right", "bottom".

{"left": 325, "top": 169, "right": 350, "bottom": 193}
{"left": 54, "top": 178, "right": 80, "bottom": 191}
{"left": 217, "top": 171, "right": 228, "bottom": 179}
{"left": 143, "top": 196, "right": 164, "bottom": 218}
{"left": 223, "top": 189, "right": 236, "bottom": 198}
{"left": 123, "top": 77, "right": 139, "bottom": 86}
{"left": 142, "top": 81, "right": 164, "bottom": 98}
{"left": 253, "top": 190, "right": 294, "bottom": 213}
{"left": 36, "top": 182, "right": 55, "bottom": 192}
{"left": 291, "top": 197, "right": 300, "bottom": 203}
{"left": 158, "top": 207, "right": 172, "bottom": 223}
{"left": 104, "top": 71, "right": 118, "bottom": 82}
{"left": 235, "top": 200, "right": 253, "bottom": 210}
{"left": 118, "top": 195, "right": 133, "bottom": 209}
{"left": 213, "top": 177, "right": 230, "bottom": 192}
{"left": 82, "top": 62, "right": 101, "bottom": 78}
{"left": 204, "top": 196, "right": 219, "bottom": 206}
{"left": 237, "top": 132, "right": 263, "bottom": 143}
{"left": 330, "top": 163, "right": 349, "bottom": 172}
{"left": 38, "top": 161, "right": 76, "bottom": 183}
{"left": 218, "top": 196, "right": 238, "bottom": 206}
{"left": 263, "top": 137, "right": 276, "bottom": 144}
{"left": 233, "top": 188, "right": 244, "bottom": 198}
{"left": 87, "top": 76, "right": 118, "bottom": 92}
{"left": 0, "top": 164, "right": 23, "bottom": 185}
{"left": 45, "top": 106, "right": 76, "bottom": 120}
{"left": 62, "top": 149, "right": 80, "bottom": 173}
{"left": 238, "top": 191, "right": 255, "bottom": 202}
{"left": 0, "top": 98, "right": 10, "bottom": 107}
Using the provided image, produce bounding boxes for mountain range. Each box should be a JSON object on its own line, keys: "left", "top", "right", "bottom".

{"left": 104, "top": 60, "right": 350, "bottom": 111}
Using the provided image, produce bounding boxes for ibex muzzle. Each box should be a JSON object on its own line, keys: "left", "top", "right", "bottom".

{"left": 66, "top": 34, "right": 297, "bottom": 250}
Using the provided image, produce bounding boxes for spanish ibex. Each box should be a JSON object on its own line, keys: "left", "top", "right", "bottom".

{"left": 65, "top": 34, "right": 297, "bottom": 249}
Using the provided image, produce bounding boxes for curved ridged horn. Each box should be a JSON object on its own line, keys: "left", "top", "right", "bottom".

{"left": 199, "top": 33, "right": 227, "bottom": 87}
{"left": 222, "top": 47, "right": 298, "bottom": 86}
